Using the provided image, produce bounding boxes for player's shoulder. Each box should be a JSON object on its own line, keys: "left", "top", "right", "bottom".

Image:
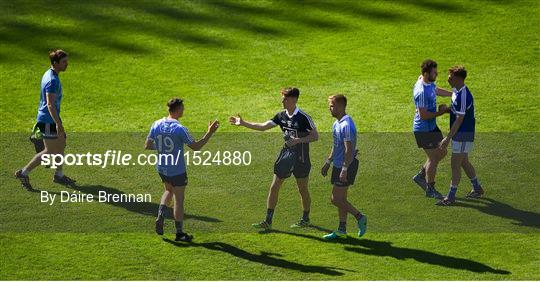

{"left": 297, "top": 108, "right": 313, "bottom": 120}
{"left": 345, "top": 115, "right": 356, "bottom": 126}
{"left": 42, "top": 69, "right": 57, "bottom": 82}
{"left": 151, "top": 117, "right": 166, "bottom": 128}
{"left": 413, "top": 77, "right": 425, "bottom": 96}
{"left": 173, "top": 122, "right": 190, "bottom": 134}
{"left": 341, "top": 116, "right": 356, "bottom": 129}
{"left": 464, "top": 85, "right": 473, "bottom": 96}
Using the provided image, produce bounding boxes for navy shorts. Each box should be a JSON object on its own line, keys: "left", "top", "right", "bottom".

{"left": 159, "top": 173, "right": 188, "bottom": 187}
{"left": 36, "top": 122, "right": 66, "bottom": 139}
{"left": 274, "top": 147, "right": 311, "bottom": 179}
{"left": 414, "top": 126, "right": 443, "bottom": 149}
{"left": 331, "top": 158, "right": 359, "bottom": 187}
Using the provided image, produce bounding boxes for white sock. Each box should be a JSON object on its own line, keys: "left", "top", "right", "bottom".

{"left": 21, "top": 168, "right": 29, "bottom": 176}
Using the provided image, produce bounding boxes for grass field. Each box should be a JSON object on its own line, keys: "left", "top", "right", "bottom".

{"left": 1, "top": 0, "right": 539, "bottom": 280}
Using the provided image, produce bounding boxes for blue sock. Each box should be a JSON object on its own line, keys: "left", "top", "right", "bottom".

{"left": 302, "top": 210, "right": 310, "bottom": 222}
{"left": 448, "top": 186, "right": 458, "bottom": 199}
{"left": 470, "top": 177, "right": 481, "bottom": 190}
{"left": 265, "top": 209, "right": 274, "bottom": 224}
{"left": 175, "top": 221, "right": 183, "bottom": 233}
{"left": 157, "top": 204, "right": 167, "bottom": 220}
{"left": 418, "top": 166, "right": 426, "bottom": 177}
{"left": 338, "top": 221, "right": 346, "bottom": 233}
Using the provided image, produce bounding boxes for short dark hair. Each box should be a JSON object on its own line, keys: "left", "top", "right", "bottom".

{"left": 329, "top": 94, "right": 347, "bottom": 107}
{"left": 49, "top": 49, "right": 68, "bottom": 64}
{"left": 281, "top": 87, "right": 300, "bottom": 98}
{"left": 167, "top": 98, "right": 184, "bottom": 112}
{"left": 448, "top": 65, "right": 467, "bottom": 79}
{"left": 421, "top": 59, "right": 437, "bottom": 74}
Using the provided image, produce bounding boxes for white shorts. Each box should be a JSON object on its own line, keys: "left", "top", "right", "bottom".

{"left": 452, "top": 140, "right": 474, "bottom": 154}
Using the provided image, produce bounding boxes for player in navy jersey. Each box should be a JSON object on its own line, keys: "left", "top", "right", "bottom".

{"left": 229, "top": 87, "right": 319, "bottom": 230}
{"left": 15, "top": 49, "right": 76, "bottom": 191}
{"left": 411, "top": 59, "right": 453, "bottom": 199}
{"left": 145, "top": 98, "right": 219, "bottom": 241}
{"left": 321, "top": 94, "right": 367, "bottom": 240}
{"left": 437, "top": 66, "right": 484, "bottom": 206}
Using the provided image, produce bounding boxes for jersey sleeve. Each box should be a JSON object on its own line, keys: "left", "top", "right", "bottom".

{"left": 452, "top": 89, "right": 468, "bottom": 115}
{"left": 45, "top": 78, "right": 59, "bottom": 95}
{"left": 178, "top": 126, "right": 195, "bottom": 145}
{"left": 414, "top": 89, "right": 428, "bottom": 109}
{"left": 147, "top": 122, "right": 157, "bottom": 141}
{"left": 303, "top": 113, "right": 316, "bottom": 131}
{"left": 270, "top": 113, "right": 280, "bottom": 125}
{"left": 341, "top": 123, "right": 353, "bottom": 142}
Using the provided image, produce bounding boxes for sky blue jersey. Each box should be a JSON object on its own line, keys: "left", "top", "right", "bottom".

{"left": 332, "top": 115, "right": 357, "bottom": 168}
{"left": 36, "top": 68, "right": 62, "bottom": 124}
{"left": 147, "top": 118, "right": 194, "bottom": 176}
{"left": 413, "top": 75, "right": 437, "bottom": 132}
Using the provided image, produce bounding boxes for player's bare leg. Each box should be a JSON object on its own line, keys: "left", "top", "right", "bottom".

{"left": 253, "top": 175, "right": 284, "bottom": 229}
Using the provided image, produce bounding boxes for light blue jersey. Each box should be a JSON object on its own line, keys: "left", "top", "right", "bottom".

{"left": 332, "top": 115, "right": 357, "bottom": 169}
{"left": 36, "top": 68, "right": 62, "bottom": 124}
{"left": 147, "top": 118, "right": 194, "bottom": 176}
{"left": 413, "top": 75, "right": 437, "bottom": 132}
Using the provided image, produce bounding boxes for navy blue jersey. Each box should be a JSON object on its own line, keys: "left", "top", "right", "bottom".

{"left": 270, "top": 107, "right": 316, "bottom": 159}
{"left": 450, "top": 85, "right": 475, "bottom": 142}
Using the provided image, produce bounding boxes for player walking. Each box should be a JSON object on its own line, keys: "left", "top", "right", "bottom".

{"left": 229, "top": 87, "right": 318, "bottom": 229}
{"left": 321, "top": 94, "right": 367, "bottom": 240}
{"left": 145, "top": 98, "right": 219, "bottom": 241}
{"left": 15, "top": 49, "right": 76, "bottom": 191}
{"left": 437, "top": 66, "right": 484, "bottom": 206}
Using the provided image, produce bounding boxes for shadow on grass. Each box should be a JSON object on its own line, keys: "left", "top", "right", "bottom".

{"left": 0, "top": 0, "right": 427, "bottom": 57}
{"left": 30, "top": 184, "right": 221, "bottom": 223}
{"left": 453, "top": 197, "right": 540, "bottom": 229}
{"left": 162, "top": 238, "right": 349, "bottom": 276}
{"left": 268, "top": 230, "right": 511, "bottom": 275}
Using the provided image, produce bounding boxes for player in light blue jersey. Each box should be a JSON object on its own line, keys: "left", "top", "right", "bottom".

{"left": 411, "top": 59, "right": 453, "bottom": 199}
{"left": 145, "top": 98, "right": 219, "bottom": 241}
{"left": 15, "top": 50, "right": 76, "bottom": 191}
{"left": 437, "top": 66, "right": 484, "bottom": 206}
{"left": 321, "top": 95, "right": 366, "bottom": 240}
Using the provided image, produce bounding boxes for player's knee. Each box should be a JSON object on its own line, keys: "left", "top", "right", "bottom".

{"left": 439, "top": 148, "right": 448, "bottom": 159}
{"left": 331, "top": 196, "right": 343, "bottom": 207}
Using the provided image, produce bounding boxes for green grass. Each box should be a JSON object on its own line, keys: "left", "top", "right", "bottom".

{"left": 1, "top": 132, "right": 539, "bottom": 279}
{"left": 1, "top": 0, "right": 539, "bottom": 132}
{"left": 2, "top": 233, "right": 537, "bottom": 280}
{"left": 1, "top": 0, "right": 539, "bottom": 280}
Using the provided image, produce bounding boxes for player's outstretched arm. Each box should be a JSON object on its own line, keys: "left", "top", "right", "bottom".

{"left": 229, "top": 114, "right": 277, "bottom": 131}
{"left": 436, "top": 87, "right": 452, "bottom": 97}
{"left": 188, "top": 120, "right": 220, "bottom": 151}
